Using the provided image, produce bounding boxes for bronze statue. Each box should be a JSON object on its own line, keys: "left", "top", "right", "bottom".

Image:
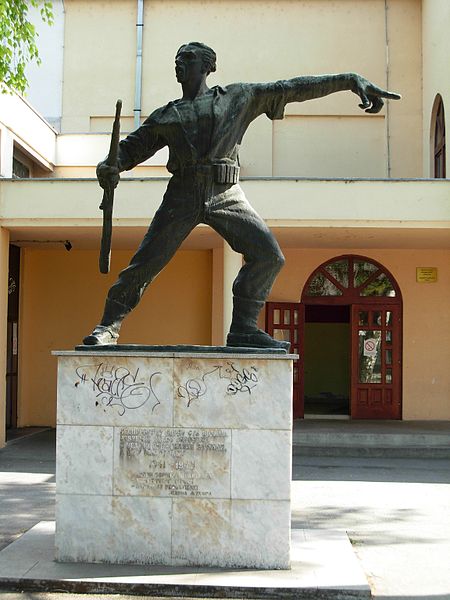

{"left": 83, "top": 42, "right": 400, "bottom": 349}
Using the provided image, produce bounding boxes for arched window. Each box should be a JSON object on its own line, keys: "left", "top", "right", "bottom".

{"left": 302, "top": 256, "right": 401, "bottom": 302}
{"left": 432, "top": 95, "right": 446, "bottom": 178}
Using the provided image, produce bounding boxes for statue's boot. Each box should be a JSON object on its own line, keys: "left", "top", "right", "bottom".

{"left": 226, "top": 297, "right": 290, "bottom": 351}
{"left": 82, "top": 299, "right": 130, "bottom": 345}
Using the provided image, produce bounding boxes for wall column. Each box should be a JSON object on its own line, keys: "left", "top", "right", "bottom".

{"left": 211, "top": 247, "right": 224, "bottom": 346}
{"left": 0, "top": 228, "right": 10, "bottom": 447}
{"left": 222, "top": 242, "right": 242, "bottom": 343}
{"left": 211, "top": 243, "right": 242, "bottom": 346}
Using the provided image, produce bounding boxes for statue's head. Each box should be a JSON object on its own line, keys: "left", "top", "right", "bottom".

{"left": 175, "top": 42, "right": 217, "bottom": 83}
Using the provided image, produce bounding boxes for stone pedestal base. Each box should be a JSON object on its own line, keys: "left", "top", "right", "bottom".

{"left": 53, "top": 349, "right": 294, "bottom": 568}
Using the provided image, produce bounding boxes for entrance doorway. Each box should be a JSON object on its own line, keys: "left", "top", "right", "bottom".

{"left": 304, "top": 305, "right": 350, "bottom": 418}
{"left": 266, "top": 255, "right": 402, "bottom": 419}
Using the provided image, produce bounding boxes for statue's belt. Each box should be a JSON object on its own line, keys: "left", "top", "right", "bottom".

{"left": 181, "top": 163, "right": 240, "bottom": 184}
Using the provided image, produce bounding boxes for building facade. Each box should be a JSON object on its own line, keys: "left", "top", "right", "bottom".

{"left": 0, "top": 0, "right": 449, "bottom": 445}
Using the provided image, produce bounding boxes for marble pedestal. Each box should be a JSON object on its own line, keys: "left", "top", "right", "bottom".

{"left": 53, "top": 349, "right": 294, "bottom": 569}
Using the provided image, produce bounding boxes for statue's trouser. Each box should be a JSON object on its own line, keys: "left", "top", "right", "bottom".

{"left": 98, "top": 171, "right": 285, "bottom": 335}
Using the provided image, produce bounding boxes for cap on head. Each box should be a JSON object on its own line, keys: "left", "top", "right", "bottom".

{"left": 177, "top": 41, "right": 217, "bottom": 75}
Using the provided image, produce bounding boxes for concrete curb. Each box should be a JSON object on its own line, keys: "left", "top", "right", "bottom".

{"left": 293, "top": 445, "right": 450, "bottom": 458}
{"left": 0, "top": 578, "right": 370, "bottom": 599}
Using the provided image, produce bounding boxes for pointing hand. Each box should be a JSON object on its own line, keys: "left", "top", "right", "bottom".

{"left": 350, "top": 73, "right": 401, "bottom": 114}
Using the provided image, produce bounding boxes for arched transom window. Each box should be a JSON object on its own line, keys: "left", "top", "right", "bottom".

{"left": 302, "top": 256, "right": 401, "bottom": 302}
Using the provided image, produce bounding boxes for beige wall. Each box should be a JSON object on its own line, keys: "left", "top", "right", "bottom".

{"left": 3, "top": 178, "right": 448, "bottom": 227}
{"left": 59, "top": 0, "right": 422, "bottom": 178}
{"left": 0, "top": 91, "right": 57, "bottom": 174}
{"left": 269, "top": 247, "right": 450, "bottom": 420}
{"left": 385, "top": 0, "right": 423, "bottom": 178}
{"left": 273, "top": 116, "right": 387, "bottom": 178}
{"left": 18, "top": 248, "right": 212, "bottom": 426}
{"left": 422, "top": 0, "right": 450, "bottom": 176}
{"left": 61, "top": 0, "right": 136, "bottom": 133}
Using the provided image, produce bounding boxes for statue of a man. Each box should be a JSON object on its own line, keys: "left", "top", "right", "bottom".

{"left": 84, "top": 42, "right": 400, "bottom": 349}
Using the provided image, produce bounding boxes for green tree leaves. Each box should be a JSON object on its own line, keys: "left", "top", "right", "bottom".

{"left": 0, "top": 0, "right": 53, "bottom": 94}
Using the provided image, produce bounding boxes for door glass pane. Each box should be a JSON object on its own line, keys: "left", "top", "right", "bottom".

{"left": 294, "top": 310, "right": 299, "bottom": 325}
{"left": 386, "top": 349, "right": 392, "bottom": 365}
{"left": 293, "top": 329, "right": 298, "bottom": 343}
{"left": 293, "top": 367, "right": 299, "bottom": 383}
{"left": 358, "top": 330, "right": 382, "bottom": 383}
{"left": 306, "top": 272, "right": 342, "bottom": 296}
{"left": 273, "top": 328, "right": 290, "bottom": 342}
{"left": 359, "top": 311, "right": 369, "bottom": 326}
{"left": 284, "top": 310, "right": 290, "bottom": 325}
{"left": 372, "top": 311, "right": 382, "bottom": 326}
{"left": 360, "top": 273, "right": 396, "bottom": 297}
{"left": 386, "top": 369, "right": 393, "bottom": 384}
{"left": 324, "top": 259, "right": 349, "bottom": 288}
{"left": 273, "top": 309, "right": 280, "bottom": 325}
{"left": 354, "top": 260, "right": 378, "bottom": 287}
{"left": 385, "top": 311, "right": 393, "bottom": 326}
{"left": 385, "top": 330, "right": 392, "bottom": 344}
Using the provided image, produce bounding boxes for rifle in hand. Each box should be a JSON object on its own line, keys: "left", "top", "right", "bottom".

{"left": 99, "top": 99, "right": 122, "bottom": 274}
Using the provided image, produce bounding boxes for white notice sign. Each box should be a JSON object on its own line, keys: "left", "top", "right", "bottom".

{"left": 363, "top": 338, "right": 378, "bottom": 357}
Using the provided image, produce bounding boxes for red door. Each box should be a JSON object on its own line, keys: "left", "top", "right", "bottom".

{"left": 266, "top": 302, "right": 304, "bottom": 418}
{"left": 351, "top": 304, "right": 401, "bottom": 419}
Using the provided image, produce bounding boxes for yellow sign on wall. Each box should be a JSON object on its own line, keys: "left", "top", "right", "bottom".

{"left": 416, "top": 267, "right": 438, "bottom": 283}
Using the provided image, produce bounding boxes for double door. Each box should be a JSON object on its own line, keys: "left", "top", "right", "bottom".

{"left": 351, "top": 304, "right": 401, "bottom": 419}
{"left": 265, "top": 302, "right": 304, "bottom": 418}
{"left": 266, "top": 302, "right": 401, "bottom": 419}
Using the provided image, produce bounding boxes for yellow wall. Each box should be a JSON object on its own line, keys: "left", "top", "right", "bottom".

{"left": 422, "top": 0, "right": 450, "bottom": 176}
{"left": 18, "top": 248, "right": 212, "bottom": 426}
{"left": 15, "top": 243, "right": 450, "bottom": 425}
{"left": 269, "top": 248, "right": 450, "bottom": 420}
{"left": 59, "top": 0, "right": 423, "bottom": 178}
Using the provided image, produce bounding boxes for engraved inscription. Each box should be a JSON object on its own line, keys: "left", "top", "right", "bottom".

{"left": 74, "top": 363, "right": 162, "bottom": 416}
{"left": 119, "top": 428, "right": 230, "bottom": 497}
{"left": 178, "top": 362, "right": 259, "bottom": 407}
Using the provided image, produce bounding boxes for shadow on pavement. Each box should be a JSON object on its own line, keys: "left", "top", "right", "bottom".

{"left": 0, "top": 430, "right": 56, "bottom": 474}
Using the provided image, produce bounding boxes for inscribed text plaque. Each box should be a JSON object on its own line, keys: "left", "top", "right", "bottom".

{"left": 114, "top": 427, "right": 231, "bottom": 498}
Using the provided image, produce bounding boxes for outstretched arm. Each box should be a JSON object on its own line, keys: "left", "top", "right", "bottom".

{"left": 282, "top": 72, "right": 401, "bottom": 114}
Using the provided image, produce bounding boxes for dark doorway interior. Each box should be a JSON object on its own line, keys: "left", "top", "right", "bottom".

{"left": 6, "top": 245, "right": 20, "bottom": 430}
{"left": 304, "top": 305, "right": 350, "bottom": 417}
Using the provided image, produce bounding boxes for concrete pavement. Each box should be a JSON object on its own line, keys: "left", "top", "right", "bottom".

{"left": 292, "top": 453, "right": 450, "bottom": 599}
{"left": 1, "top": 425, "right": 450, "bottom": 598}
{"left": 0, "top": 429, "right": 55, "bottom": 552}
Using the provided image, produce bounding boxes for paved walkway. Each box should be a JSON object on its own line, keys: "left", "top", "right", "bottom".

{"left": 1, "top": 425, "right": 450, "bottom": 599}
